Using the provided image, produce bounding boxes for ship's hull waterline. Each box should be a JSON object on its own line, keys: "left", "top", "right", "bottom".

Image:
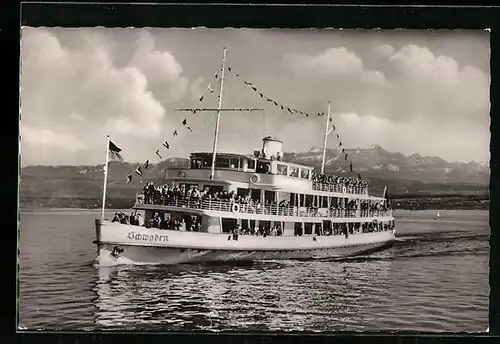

{"left": 94, "top": 220, "right": 396, "bottom": 266}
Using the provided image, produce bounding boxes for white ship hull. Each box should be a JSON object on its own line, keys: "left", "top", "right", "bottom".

{"left": 94, "top": 219, "right": 396, "bottom": 266}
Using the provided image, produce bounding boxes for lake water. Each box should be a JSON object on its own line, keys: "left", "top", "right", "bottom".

{"left": 18, "top": 208, "right": 490, "bottom": 332}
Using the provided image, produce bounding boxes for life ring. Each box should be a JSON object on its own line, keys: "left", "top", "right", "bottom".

{"left": 178, "top": 170, "right": 186, "bottom": 178}
{"left": 231, "top": 203, "right": 240, "bottom": 213}
{"left": 342, "top": 186, "right": 347, "bottom": 194}
{"left": 250, "top": 174, "right": 260, "bottom": 184}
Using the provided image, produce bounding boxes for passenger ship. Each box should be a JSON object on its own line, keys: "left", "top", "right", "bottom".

{"left": 94, "top": 48, "right": 396, "bottom": 266}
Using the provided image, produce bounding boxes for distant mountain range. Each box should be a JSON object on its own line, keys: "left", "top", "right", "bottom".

{"left": 20, "top": 145, "right": 489, "bottom": 201}
{"left": 285, "top": 144, "right": 489, "bottom": 185}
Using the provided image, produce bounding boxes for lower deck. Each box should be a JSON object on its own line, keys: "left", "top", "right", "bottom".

{"left": 110, "top": 207, "right": 395, "bottom": 239}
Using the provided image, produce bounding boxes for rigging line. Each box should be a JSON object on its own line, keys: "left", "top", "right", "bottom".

{"left": 262, "top": 110, "right": 266, "bottom": 138}
{"left": 175, "top": 67, "right": 220, "bottom": 111}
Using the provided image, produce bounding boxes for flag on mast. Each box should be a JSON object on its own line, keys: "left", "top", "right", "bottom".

{"left": 108, "top": 140, "right": 123, "bottom": 162}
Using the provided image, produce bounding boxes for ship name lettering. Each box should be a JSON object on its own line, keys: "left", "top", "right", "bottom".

{"left": 127, "top": 231, "right": 168, "bottom": 242}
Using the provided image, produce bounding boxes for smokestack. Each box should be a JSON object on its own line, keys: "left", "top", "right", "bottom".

{"left": 261, "top": 136, "right": 283, "bottom": 160}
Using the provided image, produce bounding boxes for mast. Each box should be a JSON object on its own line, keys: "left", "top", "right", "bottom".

{"left": 320, "top": 101, "right": 331, "bottom": 174}
{"left": 210, "top": 47, "right": 227, "bottom": 180}
{"left": 101, "top": 135, "right": 110, "bottom": 220}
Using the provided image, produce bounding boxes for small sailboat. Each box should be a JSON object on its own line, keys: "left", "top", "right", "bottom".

{"left": 434, "top": 211, "right": 440, "bottom": 220}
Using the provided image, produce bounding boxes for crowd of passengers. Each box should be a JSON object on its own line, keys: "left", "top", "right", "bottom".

{"left": 111, "top": 212, "right": 142, "bottom": 225}
{"left": 311, "top": 172, "right": 369, "bottom": 193}
{"left": 114, "top": 208, "right": 394, "bottom": 236}
{"left": 141, "top": 182, "right": 391, "bottom": 214}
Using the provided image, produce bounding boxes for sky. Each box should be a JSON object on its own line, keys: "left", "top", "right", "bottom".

{"left": 19, "top": 28, "right": 490, "bottom": 166}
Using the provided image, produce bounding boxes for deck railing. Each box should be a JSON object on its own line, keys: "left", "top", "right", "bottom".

{"left": 311, "top": 182, "right": 368, "bottom": 195}
{"left": 135, "top": 195, "right": 392, "bottom": 219}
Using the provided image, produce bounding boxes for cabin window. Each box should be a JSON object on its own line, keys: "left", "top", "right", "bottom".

{"left": 256, "top": 161, "right": 271, "bottom": 174}
{"left": 190, "top": 158, "right": 202, "bottom": 169}
{"left": 259, "top": 220, "right": 271, "bottom": 234}
{"left": 237, "top": 188, "right": 250, "bottom": 199}
{"left": 180, "top": 183, "right": 199, "bottom": 191}
{"left": 247, "top": 159, "right": 256, "bottom": 169}
{"left": 264, "top": 190, "right": 276, "bottom": 204}
{"left": 304, "top": 222, "right": 314, "bottom": 235}
{"left": 215, "top": 157, "right": 231, "bottom": 168}
{"left": 289, "top": 166, "right": 299, "bottom": 178}
{"left": 322, "top": 220, "right": 332, "bottom": 235}
{"left": 322, "top": 196, "right": 329, "bottom": 208}
{"left": 228, "top": 158, "right": 239, "bottom": 169}
{"left": 250, "top": 189, "right": 261, "bottom": 202}
{"left": 300, "top": 168, "right": 310, "bottom": 179}
{"left": 305, "top": 194, "right": 313, "bottom": 207}
{"left": 294, "top": 222, "right": 303, "bottom": 236}
{"left": 198, "top": 156, "right": 211, "bottom": 168}
{"left": 315, "top": 223, "right": 322, "bottom": 235}
{"left": 221, "top": 218, "right": 237, "bottom": 234}
{"left": 277, "top": 164, "right": 288, "bottom": 175}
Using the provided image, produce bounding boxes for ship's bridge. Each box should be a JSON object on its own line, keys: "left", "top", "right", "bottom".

{"left": 183, "top": 150, "right": 314, "bottom": 192}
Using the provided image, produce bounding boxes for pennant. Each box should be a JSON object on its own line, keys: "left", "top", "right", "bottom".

{"left": 163, "top": 141, "right": 170, "bottom": 149}
{"left": 108, "top": 140, "right": 124, "bottom": 162}
{"left": 228, "top": 66, "right": 232, "bottom": 72}
{"left": 215, "top": 72, "right": 218, "bottom": 79}
{"left": 126, "top": 174, "right": 132, "bottom": 184}
{"left": 182, "top": 119, "right": 187, "bottom": 126}
{"left": 350, "top": 162, "right": 353, "bottom": 172}
{"left": 199, "top": 95, "right": 204, "bottom": 102}
{"left": 306, "top": 113, "right": 309, "bottom": 117}
{"left": 259, "top": 92, "right": 264, "bottom": 98}
{"left": 345, "top": 153, "right": 348, "bottom": 160}
{"left": 135, "top": 166, "right": 143, "bottom": 176}
{"left": 266, "top": 98, "right": 272, "bottom": 102}
{"left": 144, "top": 160, "right": 149, "bottom": 169}
{"left": 336, "top": 133, "right": 340, "bottom": 139}
{"left": 287, "top": 108, "right": 293, "bottom": 114}
{"left": 208, "top": 83, "right": 214, "bottom": 93}
{"left": 273, "top": 101, "right": 278, "bottom": 106}
{"left": 187, "top": 126, "right": 193, "bottom": 132}
{"left": 357, "top": 173, "right": 362, "bottom": 180}
{"left": 155, "top": 149, "right": 162, "bottom": 159}
{"left": 329, "top": 118, "right": 333, "bottom": 122}
{"left": 281, "top": 105, "right": 284, "bottom": 110}
{"left": 251, "top": 86, "right": 257, "bottom": 91}
{"left": 339, "top": 142, "right": 342, "bottom": 147}
{"left": 341, "top": 148, "right": 345, "bottom": 153}
{"left": 173, "top": 129, "right": 178, "bottom": 136}
{"left": 235, "top": 73, "right": 239, "bottom": 77}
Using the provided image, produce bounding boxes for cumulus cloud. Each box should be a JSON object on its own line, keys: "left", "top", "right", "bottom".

{"left": 20, "top": 27, "right": 190, "bottom": 164}
{"left": 21, "top": 126, "right": 86, "bottom": 152}
{"left": 189, "top": 76, "right": 205, "bottom": 100}
{"left": 19, "top": 28, "right": 489, "bottom": 165}
{"left": 285, "top": 47, "right": 364, "bottom": 75}
{"left": 384, "top": 44, "right": 490, "bottom": 123}
{"left": 373, "top": 44, "right": 395, "bottom": 57}
{"left": 129, "top": 31, "right": 189, "bottom": 103}
{"left": 283, "top": 44, "right": 489, "bottom": 126}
